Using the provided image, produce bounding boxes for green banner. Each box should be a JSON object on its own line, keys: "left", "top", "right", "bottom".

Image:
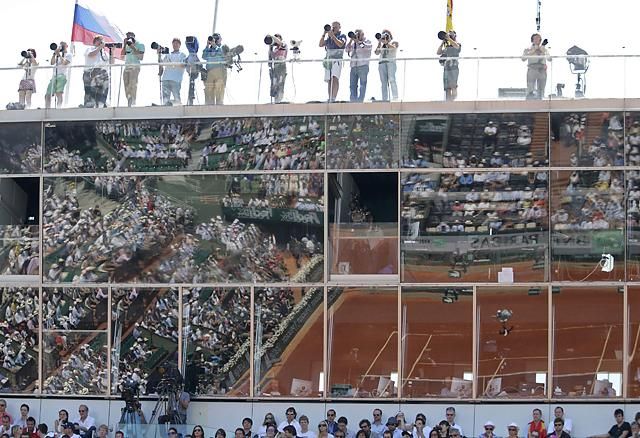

{"left": 223, "top": 206, "right": 323, "bottom": 226}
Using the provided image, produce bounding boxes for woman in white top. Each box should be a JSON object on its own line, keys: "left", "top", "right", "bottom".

{"left": 18, "top": 49, "right": 38, "bottom": 108}
{"left": 257, "top": 413, "right": 277, "bottom": 438}
{"left": 374, "top": 29, "right": 399, "bottom": 101}
{"left": 54, "top": 409, "right": 70, "bottom": 435}
{"left": 317, "top": 421, "right": 334, "bottom": 438}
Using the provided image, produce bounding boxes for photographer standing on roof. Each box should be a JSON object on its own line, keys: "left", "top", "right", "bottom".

{"left": 202, "top": 33, "right": 228, "bottom": 105}
{"left": 120, "top": 31, "right": 145, "bottom": 107}
{"left": 522, "top": 33, "right": 550, "bottom": 99}
{"left": 346, "top": 29, "right": 372, "bottom": 102}
{"left": 319, "top": 21, "right": 347, "bottom": 102}
{"left": 83, "top": 35, "right": 110, "bottom": 108}
{"left": 375, "top": 30, "right": 399, "bottom": 101}
{"left": 266, "top": 34, "right": 288, "bottom": 103}
{"left": 437, "top": 30, "right": 461, "bottom": 101}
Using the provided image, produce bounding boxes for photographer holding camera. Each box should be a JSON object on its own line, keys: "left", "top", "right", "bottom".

{"left": 319, "top": 21, "right": 347, "bottom": 102}
{"left": 375, "top": 29, "right": 399, "bottom": 101}
{"left": 120, "top": 32, "right": 145, "bottom": 107}
{"left": 522, "top": 33, "right": 550, "bottom": 99}
{"left": 158, "top": 38, "right": 187, "bottom": 105}
{"left": 83, "top": 35, "right": 111, "bottom": 108}
{"left": 266, "top": 34, "right": 288, "bottom": 103}
{"left": 202, "top": 33, "right": 228, "bottom": 105}
{"left": 17, "top": 49, "right": 38, "bottom": 109}
{"left": 437, "top": 30, "right": 461, "bottom": 101}
{"left": 346, "top": 29, "right": 372, "bottom": 102}
{"left": 45, "top": 42, "right": 72, "bottom": 109}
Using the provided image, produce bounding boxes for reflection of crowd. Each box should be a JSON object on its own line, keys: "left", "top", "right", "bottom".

{"left": 44, "top": 147, "right": 96, "bottom": 173}
{"left": 223, "top": 174, "right": 323, "bottom": 211}
{"left": 0, "top": 226, "right": 39, "bottom": 276}
{"left": 97, "top": 121, "right": 196, "bottom": 172}
{"left": 43, "top": 288, "right": 106, "bottom": 331}
{"left": 552, "top": 171, "right": 624, "bottom": 231}
{"left": 0, "top": 287, "right": 38, "bottom": 375}
{"left": 626, "top": 117, "right": 640, "bottom": 166}
{"left": 0, "top": 141, "right": 40, "bottom": 174}
{"left": 327, "top": 115, "right": 397, "bottom": 169}
{"left": 558, "top": 113, "right": 623, "bottom": 166}
{"left": 402, "top": 171, "right": 548, "bottom": 236}
{"left": 42, "top": 339, "right": 108, "bottom": 394}
{"left": 44, "top": 178, "right": 194, "bottom": 283}
{"left": 200, "top": 117, "right": 324, "bottom": 171}
{"left": 628, "top": 171, "right": 640, "bottom": 229}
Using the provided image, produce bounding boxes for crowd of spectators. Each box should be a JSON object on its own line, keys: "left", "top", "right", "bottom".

{"left": 555, "top": 113, "right": 624, "bottom": 167}
{"left": 326, "top": 115, "right": 397, "bottom": 169}
{"left": 200, "top": 117, "right": 324, "bottom": 171}
{"left": 0, "top": 226, "right": 39, "bottom": 276}
{"left": 626, "top": 116, "right": 640, "bottom": 167}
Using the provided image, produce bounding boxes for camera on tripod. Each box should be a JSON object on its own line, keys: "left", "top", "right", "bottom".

{"left": 151, "top": 42, "right": 169, "bottom": 54}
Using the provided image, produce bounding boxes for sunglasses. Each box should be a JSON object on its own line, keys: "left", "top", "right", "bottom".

{"left": 319, "top": 425, "right": 328, "bottom": 428}
{"left": 485, "top": 428, "right": 494, "bottom": 431}
{"left": 508, "top": 429, "right": 517, "bottom": 432}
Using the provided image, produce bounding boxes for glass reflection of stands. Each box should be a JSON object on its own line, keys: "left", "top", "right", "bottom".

{"left": 329, "top": 173, "right": 398, "bottom": 281}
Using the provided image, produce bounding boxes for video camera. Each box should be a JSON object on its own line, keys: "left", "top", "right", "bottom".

{"left": 151, "top": 42, "right": 169, "bottom": 54}
{"left": 119, "top": 376, "right": 141, "bottom": 411}
{"left": 185, "top": 36, "right": 199, "bottom": 54}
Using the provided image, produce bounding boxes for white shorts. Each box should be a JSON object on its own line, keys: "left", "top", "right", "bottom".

{"left": 324, "top": 59, "right": 343, "bottom": 82}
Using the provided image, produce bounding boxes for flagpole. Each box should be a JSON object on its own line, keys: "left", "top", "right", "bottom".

{"left": 212, "top": 0, "right": 220, "bottom": 35}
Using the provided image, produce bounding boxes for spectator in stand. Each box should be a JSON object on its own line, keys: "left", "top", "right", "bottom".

{"left": 54, "top": 409, "right": 70, "bottom": 436}
{"left": 355, "top": 432, "right": 367, "bottom": 438}
{"left": 338, "top": 417, "right": 353, "bottom": 438}
{"left": 73, "top": 405, "right": 96, "bottom": 438}
{"left": 95, "top": 425, "right": 109, "bottom": 438}
{"left": 15, "top": 404, "right": 30, "bottom": 429}
{"left": 215, "top": 429, "right": 227, "bottom": 438}
{"left": 36, "top": 423, "right": 54, "bottom": 438}
{"left": 444, "top": 407, "right": 464, "bottom": 437}
{"left": 507, "top": 423, "right": 520, "bottom": 438}
{"left": 385, "top": 418, "right": 402, "bottom": 438}
{"left": 0, "top": 401, "right": 11, "bottom": 424}
{"left": 449, "top": 428, "right": 462, "bottom": 438}
{"left": 630, "top": 422, "right": 640, "bottom": 438}
{"left": 547, "top": 407, "right": 572, "bottom": 436}
{"left": 22, "top": 417, "right": 37, "bottom": 438}
{"left": 279, "top": 407, "right": 301, "bottom": 434}
{"left": 241, "top": 418, "right": 253, "bottom": 438}
{"left": 192, "top": 425, "right": 206, "bottom": 438}
{"left": 528, "top": 409, "right": 546, "bottom": 438}
{"left": 0, "top": 416, "right": 10, "bottom": 435}
{"left": 590, "top": 408, "right": 631, "bottom": 438}
{"left": 478, "top": 421, "right": 499, "bottom": 438}
{"left": 359, "top": 420, "right": 372, "bottom": 438}
{"left": 10, "top": 425, "right": 22, "bottom": 438}
{"left": 284, "top": 426, "right": 299, "bottom": 438}
{"left": 257, "top": 413, "right": 276, "bottom": 438}
{"left": 371, "top": 410, "right": 385, "bottom": 438}
{"left": 318, "top": 422, "right": 334, "bottom": 438}
{"left": 412, "top": 416, "right": 428, "bottom": 438}
{"left": 548, "top": 419, "right": 570, "bottom": 438}
{"left": 326, "top": 411, "right": 338, "bottom": 435}
{"left": 299, "top": 415, "right": 316, "bottom": 438}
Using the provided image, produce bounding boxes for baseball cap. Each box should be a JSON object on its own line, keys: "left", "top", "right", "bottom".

{"left": 484, "top": 421, "right": 495, "bottom": 428}
{"left": 508, "top": 423, "right": 519, "bottom": 429}
{"left": 386, "top": 417, "right": 398, "bottom": 426}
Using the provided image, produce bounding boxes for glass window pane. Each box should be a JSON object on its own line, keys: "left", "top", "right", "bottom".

{"left": 553, "top": 286, "right": 623, "bottom": 398}
{"left": 628, "top": 170, "right": 640, "bottom": 280}
{"left": 402, "top": 113, "right": 548, "bottom": 169}
{"left": 402, "top": 171, "right": 548, "bottom": 282}
{"left": 0, "top": 122, "right": 41, "bottom": 173}
{"left": 401, "top": 287, "right": 472, "bottom": 398}
{"left": 329, "top": 173, "right": 398, "bottom": 278}
{"left": 44, "top": 117, "right": 325, "bottom": 173}
{"left": 628, "top": 286, "right": 640, "bottom": 398}
{"left": 550, "top": 170, "right": 624, "bottom": 281}
{"left": 42, "top": 331, "right": 108, "bottom": 395}
{"left": 0, "top": 177, "right": 40, "bottom": 281}
{"left": 183, "top": 287, "right": 250, "bottom": 397}
{"left": 111, "top": 287, "right": 179, "bottom": 396}
{"left": 0, "top": 287, "right": 38, "bottom": 392}
{"left": 627, "top": 112, "right": 640, "bottom": 167}
{"left": 44, "top": 174, "right": 323, "bottom": 283}
{"left": 550, "top": 112, "right": 624, "bottom": 166}
{"left": 327, "top": 115, "right": 399, "bottom": 169}
{"left": 477, "top": 286, "right": 548, "bottom": 398}
{"left": 254, "top": 287, "right": 324, "bottom": 397}
{"left": 328, "top": 287, "right": 397, "bottom": 398}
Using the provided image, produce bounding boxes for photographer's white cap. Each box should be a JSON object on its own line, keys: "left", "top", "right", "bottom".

{"left": 484, "top": 421, "right": 495, "bottom": 428}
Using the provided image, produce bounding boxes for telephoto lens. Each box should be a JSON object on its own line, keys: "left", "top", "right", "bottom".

{"left": 20, "top": 50, "right": 29, "bottom": 58}
{"left": 375, "top": 32, "right": 382, "bottom": 40}
{"left": 50, "top": 42, "right": 58, "bottom": 51}
{"left": 324, "top": 24, "right": 331, "bottom": 32}
{"left": 348, "top": 31, "right": 356, "bottom": 39}
{"left": 264, "top": 35, "right": 274, "bottom": 45}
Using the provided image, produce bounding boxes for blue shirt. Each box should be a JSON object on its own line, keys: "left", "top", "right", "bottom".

{"left": 324, "top": 32, "right": 347, "bottom": 59}
{"left": 124, "top": 42, "right": 145, "bottom": 65}
{"left": 202, "top": 44, "right": 226, "bottom": 70}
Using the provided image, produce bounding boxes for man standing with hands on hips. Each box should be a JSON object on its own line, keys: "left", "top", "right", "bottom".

{"left": 319, "top": 21, "right": 346, "bottom": 102}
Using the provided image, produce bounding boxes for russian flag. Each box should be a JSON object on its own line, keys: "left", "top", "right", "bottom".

{"left": 71, "top": 1, "right": 124, "bottom": 45}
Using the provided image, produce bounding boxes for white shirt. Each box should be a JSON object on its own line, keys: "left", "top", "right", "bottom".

{"left": 55, "top": 52, "right": 73, "bottom": 77}
{"left": 278, "top": 419, "right": 301, "bottom": 435}
{"left": 84, "top": 46, "right": 109, "bottom": 70}
{"left": 547, "top": 417, "right": 572, "bottom": 434}
{"left": 299, "top": 430, "right": 318, "bottom": 438}
{"left": 73, "top": 414, "right": 96, "bottom": 431}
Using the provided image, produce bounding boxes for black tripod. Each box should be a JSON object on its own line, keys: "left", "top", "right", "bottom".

{"left": 147, "top": 389, "right": 182, "bottom": 438}
{"left": 119, "top": 401, "right": 145, "bottom": 437}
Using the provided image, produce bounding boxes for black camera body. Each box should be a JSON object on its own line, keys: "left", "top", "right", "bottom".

{"left": 324, "top": 24, "right": 332, "bottom": 32}
{"left": 375, "top": 32, "right": 390, "bottom": 41}
{"left": 125, "top": 37, "right": 135, "bottom": 46}
{"left": 151, "top": 42, "right": 170, "bottom": 54}
{"left": 208, "top": 33, "right": 221, "bottom": 44}
{"left": 20, "top": 50, "right": 32, "bottom": 59}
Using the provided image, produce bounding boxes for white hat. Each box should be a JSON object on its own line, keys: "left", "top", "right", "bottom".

{"left": 484, "top": 421, "right": 495, "bottom": 428}
{"left": 508, "top": 423, "right": 519, "bottom": 429}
